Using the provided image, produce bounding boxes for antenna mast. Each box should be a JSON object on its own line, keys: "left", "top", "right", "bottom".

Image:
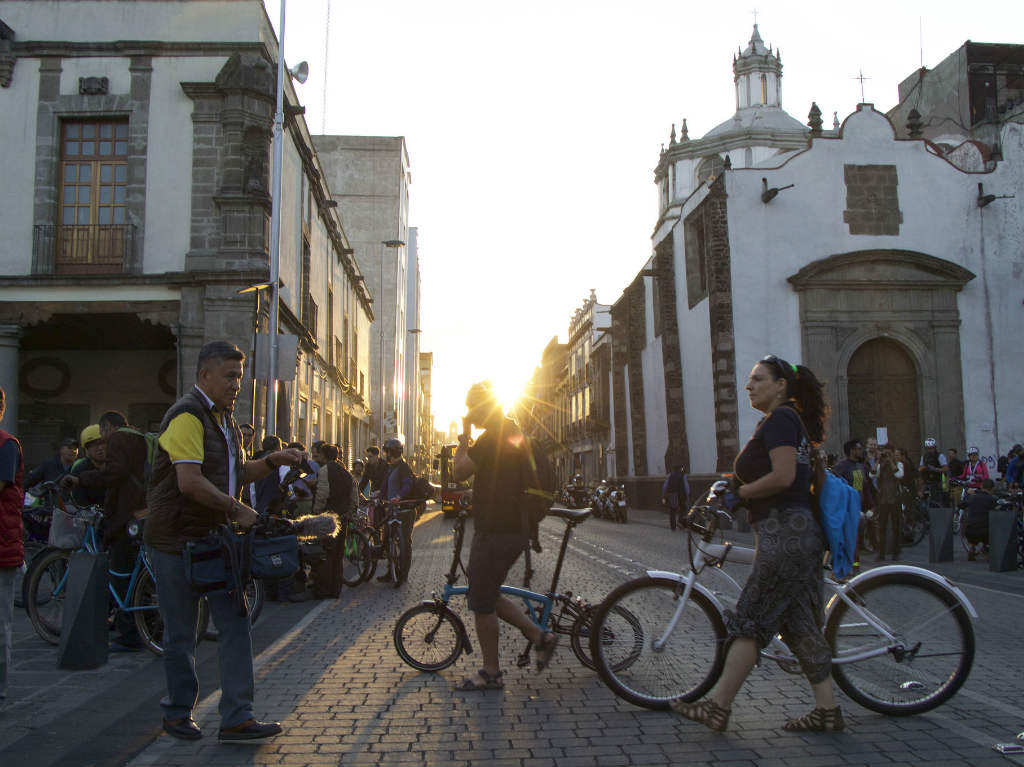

{"left": 322, "top": 0, "right": 331, "bottom": 133}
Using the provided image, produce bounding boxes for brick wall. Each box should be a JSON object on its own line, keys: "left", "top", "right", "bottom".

{"left": 654, "top": 241, "right": 690, "bottom": 472}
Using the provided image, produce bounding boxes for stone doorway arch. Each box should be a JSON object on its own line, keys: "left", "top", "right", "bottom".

{"left": 847, "top": 338, "right": 920, "bottom": 454}
{"left": 788, "top": 250, "right": 975, "bottom": 458}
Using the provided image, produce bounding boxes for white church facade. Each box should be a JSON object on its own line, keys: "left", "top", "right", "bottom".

{"left": 609, "top": 26, "right": 1024, "bottom": 485}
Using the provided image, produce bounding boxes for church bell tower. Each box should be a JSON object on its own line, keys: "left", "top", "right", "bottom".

{"left": 733, "top": 24, "right": 783, "bottom": 110}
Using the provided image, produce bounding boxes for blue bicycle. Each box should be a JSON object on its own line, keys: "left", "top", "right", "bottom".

{"left": 21, "top": 501, "right": 178, "bottom": 655}
{"left": 393, "top": 506, "right": 640, "bottom": 672}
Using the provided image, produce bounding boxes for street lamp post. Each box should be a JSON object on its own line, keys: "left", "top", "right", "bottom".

{"left": 237, "top": 282, "right": 273, "bottom": 434}
{"left": 378, "top": 239, "right": 405, "bottom": 443}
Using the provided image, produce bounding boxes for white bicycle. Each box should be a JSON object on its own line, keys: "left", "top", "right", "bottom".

{"left": 589, "top": 481, "right": 979, "bottom": 716}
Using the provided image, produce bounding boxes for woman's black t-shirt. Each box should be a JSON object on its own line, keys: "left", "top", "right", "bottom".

{"left": 733, "top": 406, "right": 811, "bottom": 524}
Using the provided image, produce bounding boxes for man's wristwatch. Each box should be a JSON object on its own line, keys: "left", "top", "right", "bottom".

{"left": 264, "top": 456, "right": 276, "bottom": 471}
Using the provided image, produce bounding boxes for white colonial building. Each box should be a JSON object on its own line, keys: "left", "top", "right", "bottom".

{"left": 611, "top": 26, "right": 1024, "bottom": 496}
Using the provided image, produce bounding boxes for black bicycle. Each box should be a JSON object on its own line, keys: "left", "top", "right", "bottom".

{"left": 393, "top": 506, "right": 640, "bottom": 672}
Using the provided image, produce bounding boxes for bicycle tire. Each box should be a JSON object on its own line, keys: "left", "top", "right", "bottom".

{"left": 393, "top": 603, "right": 465, "bottom": 671}
{"left": 569, "top": 602, "right": 641, "bottom": 671}
{"left": 14, "top": 540, "right": 47, "bottom": 609}
{"left": 24, "top": 547, "right": 71, "bottom": 645}
{"left": 903, "top": 506, "right": 929, "bottom": 548}
{"left": 826, "top": 572, "right": 974, "bottom": 715}
{"left": 387, "top": 523, "right": 407, "bottom": 587}
{"left": 131, "top": 567, "right": 164, "bottom": 656}
{"left": 341, "top": 527, "right": 372, "bottom": 587}
{"left": 589, "top": 576, "right": 726, "bottom": 710}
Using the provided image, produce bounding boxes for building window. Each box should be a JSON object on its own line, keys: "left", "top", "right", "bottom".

{"left": 684, "top": 210, "right": 709, "bottom": 308}
{"left": 57, "top": 118, "right": 130, "bottom": 273}
{"left": 696, "top": 155, "right": 723, "bottom": 187}
{"left": 760, "top": 74, "right": 768, "bottom": 104}
{"left": 297, "top": 398, "right": 308, "bottom": 442}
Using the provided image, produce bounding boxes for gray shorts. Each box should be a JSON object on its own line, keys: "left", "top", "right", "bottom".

{"left": 466, "top": 531, "right": 527, "bottom": 613}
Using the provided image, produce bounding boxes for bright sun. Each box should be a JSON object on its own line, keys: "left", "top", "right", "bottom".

{"left": 494, "top": 377, "right": 525, "bottom": 413}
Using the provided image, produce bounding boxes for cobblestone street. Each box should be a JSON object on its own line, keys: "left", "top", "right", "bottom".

{"left": 3, "top": 505, "right": 1024, "bottom": 766}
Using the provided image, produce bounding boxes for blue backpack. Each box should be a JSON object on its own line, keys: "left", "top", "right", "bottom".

{"left": 815, "top": 466, "right": 861, "bottom": 580}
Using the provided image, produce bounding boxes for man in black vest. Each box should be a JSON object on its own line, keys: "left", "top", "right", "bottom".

{"left": 145, "top": 341, "right": 304, "bottom": 742}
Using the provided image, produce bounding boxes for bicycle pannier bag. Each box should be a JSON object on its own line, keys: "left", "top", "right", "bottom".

{"left": 250, "top": 534, "right": 300, "bottom": 580}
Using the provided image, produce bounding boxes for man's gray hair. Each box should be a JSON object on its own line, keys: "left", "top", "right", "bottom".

{"left": 196, "top": 341, "right": 245, "bottom": 376}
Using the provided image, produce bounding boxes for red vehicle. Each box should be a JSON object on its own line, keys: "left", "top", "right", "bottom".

{"left": 437, "top": 444, "right": 471, "bottom": 517}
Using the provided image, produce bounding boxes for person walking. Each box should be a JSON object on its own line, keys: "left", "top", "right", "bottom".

{"left": 870, "top": 445, "right": 904, "bottom": 561}
{"left": 671, "top": 355, "right": 843, "bottom": 732}
{"left": 451, "top": 381, "right": 558, "bottom": 691}
{"left": 144, "top": 341, "right": 305, "bottom": 742}
{"left": 662, "top": 464, "right": 689, "bottom": 531}
{"left": 0, "top": 386, "right": 24, "bottom": 712}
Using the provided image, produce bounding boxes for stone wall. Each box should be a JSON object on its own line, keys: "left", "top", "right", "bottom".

{"left": 625, "top": 278, "right": 648, "bottom": 476}
{"left": 654, "top": 241, "right": 690, "bottom": 472}
{"left": 702, "top": 177, "right": 740, "bottom": 472}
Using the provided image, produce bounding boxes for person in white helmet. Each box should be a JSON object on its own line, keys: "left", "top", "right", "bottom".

{"left": 918, "top": 437, "right": 949, "bottom": 505}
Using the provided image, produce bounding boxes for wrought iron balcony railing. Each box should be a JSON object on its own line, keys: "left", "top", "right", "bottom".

{"left": 34, "top": 223, "right": 136, "bottom": 274}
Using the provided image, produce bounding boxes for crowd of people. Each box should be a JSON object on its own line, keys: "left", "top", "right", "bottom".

{"left": 2, "top": 341, "right": 1023, "bottom": 740}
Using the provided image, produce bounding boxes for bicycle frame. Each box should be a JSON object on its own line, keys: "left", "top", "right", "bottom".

{"left": 643, "top": 537, "right": 979, "bottom": 668}
{"left": 52, "top": 517, "right": 158, "bottom": 616}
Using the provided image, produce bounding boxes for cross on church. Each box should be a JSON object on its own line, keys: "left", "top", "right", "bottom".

{"left": 853, "top": 69, "right": 871, "bottom": 102}
{"left": 752, "top": 8, "right": 759, "bottom": 25}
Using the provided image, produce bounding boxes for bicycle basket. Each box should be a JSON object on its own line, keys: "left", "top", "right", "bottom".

{"left": 48, "top": 503, "right": 90, "bottom": 549}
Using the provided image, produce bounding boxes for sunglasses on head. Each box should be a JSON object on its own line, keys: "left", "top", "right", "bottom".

{"left": 760, "top": 355, "right": 797, "bottom": 378}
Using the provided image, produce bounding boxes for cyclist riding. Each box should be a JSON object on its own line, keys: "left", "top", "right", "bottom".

{"left": 376, "top": 438, "right": 414, "bottom": 583}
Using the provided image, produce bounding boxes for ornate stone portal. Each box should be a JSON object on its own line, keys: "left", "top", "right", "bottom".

{"left": 789, "top": 250, "right": 975, "bottom": 455}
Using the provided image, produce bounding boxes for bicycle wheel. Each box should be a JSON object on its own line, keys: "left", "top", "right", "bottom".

{"left": 14, "top": 540, "right": 47, "bottom": 609}
{"left": 131, "top": 567, "right": 164, "bottom": 655}
{"left": 589, "top": 576, "right": 726, "bottom": 710}
{"left": 24, "top": 547, "right": 71, "bottom": 645}
{"left": 201, "top": 577, "right": 263, "bottom": 641}
{"left": 393, "top": 603, "right": 465, "bottom": 671}
{"left": 569, "top": 602, "right": 641, "bottom": 671}
{"left": 387, "top": 523, "right": 407, "bottom": 586}
{"left": 826, "top": 572, "right": 974, "bottom": 715}
{"left": 341, "top": 527, "right": 372, "bottom": 587}
{"left": 902, "top": 505, "right": 929, "bottom": 547}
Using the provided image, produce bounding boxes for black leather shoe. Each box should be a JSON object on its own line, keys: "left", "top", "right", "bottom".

{"left": 218, "top": 719, "right": 282, "bottom": 743}
{"left": 163, "top": 718, "right": 202, "bottom": 740}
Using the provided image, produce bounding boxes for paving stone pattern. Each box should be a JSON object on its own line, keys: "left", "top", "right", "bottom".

{"left": 6, "top": 506, "right": 1024, "bottom": 766}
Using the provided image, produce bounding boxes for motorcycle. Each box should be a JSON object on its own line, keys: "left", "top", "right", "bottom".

{"left": 609, "top": 483, "right": 628, "bottom": 523}
{"left": 561, "top": 477, "right": 590, "bottom": 509}
{"left": 591, "top": 480, "right": 611, "bottom": 519}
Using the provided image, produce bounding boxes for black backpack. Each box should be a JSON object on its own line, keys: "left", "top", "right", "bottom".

{"left": 521, "top": 436, "right": 557, "bottom": 553}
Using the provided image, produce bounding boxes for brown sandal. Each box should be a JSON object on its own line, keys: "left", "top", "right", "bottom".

{"left": 453, "top": 668, "right": 504, "bottom": 691}
{"left": 783, "top": 706, "right": 845, "bottom": 732}
{"left": 670, "top": 697, "right": 731, "bottom": 732}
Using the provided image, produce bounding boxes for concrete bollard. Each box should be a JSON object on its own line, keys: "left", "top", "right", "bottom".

{"left": 988, "top": 510, "right": 1020, "bottom": 573}
{"left": 57, "top": 551, "right": 109, "bottom": 670}
{"left": 927, "top": 507, "right": 954, "bottom": 563}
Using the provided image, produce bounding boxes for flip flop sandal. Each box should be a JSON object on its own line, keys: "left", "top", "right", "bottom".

{"left": 535, "top": 633, "right": 560, "bottom": 672}
{"left": 453, "top": 668, "right": 504, "bottom": 691}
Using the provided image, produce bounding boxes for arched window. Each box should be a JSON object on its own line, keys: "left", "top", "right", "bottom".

{"left": 697, "top": 155, "right": 724, "bottom": 187}
{"left": 760, "top": 74, "right": 768, "bottom": 104}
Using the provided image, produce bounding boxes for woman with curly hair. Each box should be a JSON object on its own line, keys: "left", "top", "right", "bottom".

{"left": 671, "top": 355, "right": 844, "bottom": 733}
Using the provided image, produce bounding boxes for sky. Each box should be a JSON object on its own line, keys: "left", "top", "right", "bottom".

{"left": 263, "top": 0, "right": 1024, "bottom": 431}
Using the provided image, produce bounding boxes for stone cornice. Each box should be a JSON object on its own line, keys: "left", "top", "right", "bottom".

{"left": 788, "top": 250, "right": 976, "bottom": 290}
{"left": 655, "top": 128, "right": 808, "bottom": 178}
{"left": 12, "top": 40, "right": 267, "bottom": 59}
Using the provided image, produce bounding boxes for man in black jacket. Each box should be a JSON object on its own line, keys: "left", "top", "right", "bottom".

{"left": 960, "top": 479, "right": 997, "bottom": 561}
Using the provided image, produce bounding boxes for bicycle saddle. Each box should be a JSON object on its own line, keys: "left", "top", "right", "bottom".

{"left": 548, "top": 506, "right": 592, "bottom": 524}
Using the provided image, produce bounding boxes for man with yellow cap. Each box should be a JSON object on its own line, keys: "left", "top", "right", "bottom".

{"left": 66, "top": 424, "right": 106, "bottom": 507}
